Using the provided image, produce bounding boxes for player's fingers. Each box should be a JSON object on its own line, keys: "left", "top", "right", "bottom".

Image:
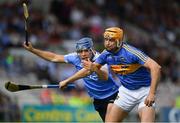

{"left": 149, "top": 100, "right": 155, "bottom": 107}
{"left": 23, "top": 42, "right": 30, "bottom": 48}
{"left": 59, "top": 82, "right": 62, "bottom": 88}
{"left": 146, "top": 101, "right": 150, "bottom": 107}
{"left": 146, "top": 102, "right": 149, "bottom": 107}
{"left": 144, "top": 98, "right": 148, "bottom": 105}
{"left": 145, "top": 99, "right": 151, "bottom": 107}
{"left": 82, "top": 60, "right": 90, "bottom": 69}
{"left": 82, "top": 61, "right": 87, "bottom": 67}
{"left": 148, "top": 102, "right": 152, "bottom": 107}
{"left": 59, "top": 83, "right": 66, "bottom": 90}
{"left": 26, "top": 42, "right": 29, "bottom": 46}
{"left": 147, "top": 100, "right": 154, "bottom": 107}
{"left": 82, "top": 60, "right": 87, "bottom": 64}
{"left": 59, "top": 83, "right": 61, "bottom": 89}
{"left": 23, "top": 42, "right": 26, "bottom": 47}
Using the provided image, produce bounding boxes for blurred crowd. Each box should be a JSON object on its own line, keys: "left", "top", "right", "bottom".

{"left": 0, "top": 0, "right": 179, "bottom": 121}
{"left": 0, "top": 90, "right": 20, "bottom": 121}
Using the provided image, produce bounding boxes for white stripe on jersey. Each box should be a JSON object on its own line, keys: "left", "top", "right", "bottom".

{"left": 123, "top": 44, "right": 148, "bottom": 62}
{"left": 92, "top": 52, "right": 100, "bottom": 61}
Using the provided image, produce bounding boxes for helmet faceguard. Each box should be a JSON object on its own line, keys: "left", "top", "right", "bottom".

{"left": 76, "top": 37, "right": 95, "bottom": 60}
{"left": 104, "top": 27, "right": 124, "bottom": 47}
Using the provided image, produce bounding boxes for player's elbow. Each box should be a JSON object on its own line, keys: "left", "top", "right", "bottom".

{"left": 155, "top": 64, "right": 161, "bottom": 81}
{"left": 149, "top": 59, "right": 161, "bottom": 72}
{"left": 153, "top": 63, "right": 161, "bottom": 80}
{"left": 158, "top": 65, "right": 161, "bottom": 71}
{"left": 157, "top": 64, "right": 161, "bottom": 75}
{"left": 156, "top": 63, "right": 161, "bottom": 72}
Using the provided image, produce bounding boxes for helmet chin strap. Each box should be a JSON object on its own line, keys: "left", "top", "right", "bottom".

{"left": 116, "top": 40, "right": 122, "bottom": 47}
{"left": 90, "top": 48, "right": 95, "bottom": 61}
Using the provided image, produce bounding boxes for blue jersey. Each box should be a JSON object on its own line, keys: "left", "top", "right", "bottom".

{"left": 95, "top": 42, "right": 151, "bottom": 90}
{"left": 64, "top": 52, "right": 119, "bottom": 99}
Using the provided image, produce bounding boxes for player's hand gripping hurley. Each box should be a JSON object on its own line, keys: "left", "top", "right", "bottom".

{"left": 23, "top": 3, "right": 29, "bottom": 46}
{"left": 5, "top": 81, "right": 59, "bottom": 92}
{"left": 5, "top": 81, "right": 75, "bottom": 92}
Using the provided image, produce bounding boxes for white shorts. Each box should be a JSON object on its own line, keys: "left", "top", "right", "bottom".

{"left": 114, "top": 86, "right": 155, "bottom": 112}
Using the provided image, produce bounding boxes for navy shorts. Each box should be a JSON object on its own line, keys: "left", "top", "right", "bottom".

{"left": 93, "top": 92, "right": 118, "bottom": 122}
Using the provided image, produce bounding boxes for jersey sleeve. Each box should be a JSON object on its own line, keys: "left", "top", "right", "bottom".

{"left": 64, "top": 52, "right": 78, "bottom": 64}
{"left": 95, "top": 52, "right": 107, "bottom": 65}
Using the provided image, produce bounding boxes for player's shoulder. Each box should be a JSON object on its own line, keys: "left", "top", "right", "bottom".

{"left": 101, "top": 49, "right": 110, "bottom": 55}
{"left": 122, "top": 42, "right": 148, "bottom": 61}
{"left": 97, "top": 49, "right": 110, "bottom": 59}
{"left": 66, "top": 52, "right": 78, "bottom": 57}
{"left": 122, "top": 42, "right": 145, "bottom": 54}
{"left": 122, "top": 42, "right": 138, "bottom": 50}
{"left": 65, "top": 52, "right": 80, "bottom": 61}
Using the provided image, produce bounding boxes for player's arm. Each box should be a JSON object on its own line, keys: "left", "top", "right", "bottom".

{"left": 23, "top": 42, "right": 65, "bottom": 63}
{"left": 143, "top": 57, "right": 161, "bottom": 106}
{"left": 59, "top": 68, "right": 91, "bottom": 89}
{"left": 82, "top": 60, "right": 108, "bottom": 80}
{"left": 94, "top": 63, "right": 108, "bottom": 80}
{"left": 59, "top": 62, "right": 107, "bottom": 89}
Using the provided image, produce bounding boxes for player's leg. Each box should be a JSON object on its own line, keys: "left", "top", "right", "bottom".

{"left": 93, "top": 99, "right": 107, "bottom": 122}
{"left": 93, "top": 92, "right": 118, "bottom": 122}
{"left": 106, "top": 86, "right": 136, "bottom": 122}
{"left": 137, "top": 86, "right": 156, "bottom": 122}
{"left": 105, "top": 104, "right": 128, "bottom": 122}
{"left": 105, "top": 92, "right": 118, "bottom": 121}
{"left": 139, "top": 106, "right": 155, "bottom": 122}
{"left": 105, "top": 103, "right": 113, "bottom": 119}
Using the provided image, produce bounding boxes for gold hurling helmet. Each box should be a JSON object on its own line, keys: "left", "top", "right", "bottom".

{"left": 104, "top": 27, "right": 123, "bottom": 43}
{"left": 104, "top": 27, "right": 124, "bottom": 47}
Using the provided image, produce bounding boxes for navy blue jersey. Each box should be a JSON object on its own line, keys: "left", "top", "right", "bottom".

{"left": 64, "top": 52, "right": 119, "bottom": 99}
{"left": 95, "top": 42, "right": 151, "bottom": 90}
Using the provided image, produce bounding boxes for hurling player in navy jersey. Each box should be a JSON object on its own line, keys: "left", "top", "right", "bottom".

{"left": 82, "top": 27, "right": 161, "bottom": 122}
{"left": 23, "top": 37, "right": 119, "bottom": 122}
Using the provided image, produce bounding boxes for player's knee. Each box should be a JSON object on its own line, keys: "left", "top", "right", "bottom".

{"left": 140, "top": 107, "right": 155, "bottom": 122}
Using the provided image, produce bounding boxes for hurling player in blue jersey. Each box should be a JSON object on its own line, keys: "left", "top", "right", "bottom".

{"left": 82, "top": 27, "right": 161, "bottom": 122}
{"left": 23, "top": 37, "right": 119, "bottom": 122}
